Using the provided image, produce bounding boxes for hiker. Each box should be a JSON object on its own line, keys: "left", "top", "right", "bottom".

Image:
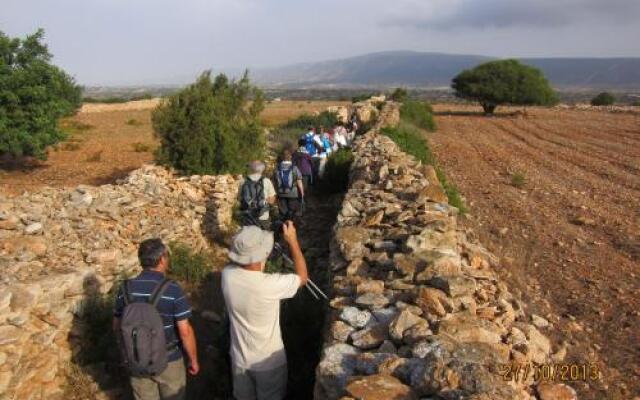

{"left": 238, "top": 160, "right": 277, "bottom": 229}
{"left": 293, "top": 138, "right": 314, "bottom": 189}
{"left": 303, "top": 127, "right": 318, "bottom": 156}
{"left": 275, "top": 149, "right": 305, "bottom": 219}
{"left": 221, "top": 223, "right": 308, "bottom": 400}
{"left": 113, "top": 239, "right": 199, "bottom": 400}
{"left": 333, "top": 123, "right": 348, "bottom": 150}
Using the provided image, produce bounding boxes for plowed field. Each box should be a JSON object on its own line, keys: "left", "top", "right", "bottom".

{"left": 430, "top": 104, "right": 640, "bottom": 400}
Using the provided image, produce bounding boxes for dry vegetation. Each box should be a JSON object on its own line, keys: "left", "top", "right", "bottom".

{"left": 429, "top": 104, "right": 640, "bottom": 400}
{"left": 0, "top": 100, "right": 347, "bottom": 195}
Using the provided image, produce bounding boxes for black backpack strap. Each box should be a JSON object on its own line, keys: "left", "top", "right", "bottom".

{"left": 149, "top": 278, "right": 172, "bottom": 308}
{"left": 122, "top": 280, "right": 132, "bottom": 306}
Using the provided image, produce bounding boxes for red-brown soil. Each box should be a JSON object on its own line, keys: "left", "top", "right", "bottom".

{"left": 430, "top": 104, "right": 640, "bottom": 400}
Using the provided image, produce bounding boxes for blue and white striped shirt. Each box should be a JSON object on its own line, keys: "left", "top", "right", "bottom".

{"left": 114, "top": 270, "right": 192, "bottom": 362}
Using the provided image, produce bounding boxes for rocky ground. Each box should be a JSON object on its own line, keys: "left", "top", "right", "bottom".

{"left": 429, "top": 104, "right": 640, "bottom": 400}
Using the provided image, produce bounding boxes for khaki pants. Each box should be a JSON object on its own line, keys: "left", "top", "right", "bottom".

{"left": 130, "top": 359, "right": 186, "bottom": 400}
{"left": 232, "top": 364, "right": 287, "bottom": 400}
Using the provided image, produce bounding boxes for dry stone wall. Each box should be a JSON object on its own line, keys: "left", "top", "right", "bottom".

{"left": 314, "top": 103, "right": 577, "bottom": 400}
{"left": 0, "top": 166, "right": 239, "bottom": 399}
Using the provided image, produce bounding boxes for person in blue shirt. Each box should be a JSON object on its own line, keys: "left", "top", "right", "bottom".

{"left": 113, "top": 239, "right": 199, "bottom": 400}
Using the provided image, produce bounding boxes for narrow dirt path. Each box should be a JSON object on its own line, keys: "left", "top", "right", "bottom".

{"left": 429, "top": 105, "right": 640, "bottom": 400}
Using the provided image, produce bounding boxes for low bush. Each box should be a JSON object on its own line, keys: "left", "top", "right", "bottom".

{"left": 511, "top": 171, "right": 527, "bottom": 188}
{"left": 400, "top": 100, "right": 436, "bottom": 131}
{"left": 77, "top": 290, "right": 117, "bottom": 365}
{"left": 168, "top": 242, "right": 214, "bottom": 284}
{"left": 381, "top": 122, "right": 436, "bottom": 165}
{"left": 591, "top": 92, "right": 615, "bottom": 106}
{"left": 381, "top": 123, "right": 466, "bottom": 213}
{"left": 126, "top": 118, "right": 143, "bottom": 126}
{"left": 390, "top": 87, "right": 409, "bottom": 102}
{"left": 132, "top": 142, "right": 152, "bottom": 152}
{"left": 632, "top": 100, "right": 640, "bottom": 107}
{"left": 317, "top": 148, "right": 354, "bottom": 194}
{"left": 61, "top": 120, "right": 94, "bottom": 133}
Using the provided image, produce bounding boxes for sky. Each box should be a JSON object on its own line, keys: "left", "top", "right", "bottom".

{"left": 2, "top": 0, "right": 639, "bottom": 85}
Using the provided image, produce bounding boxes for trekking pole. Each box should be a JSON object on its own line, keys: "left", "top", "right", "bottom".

{"left": 273, "top": 242, "right": 328, "bottom": 301}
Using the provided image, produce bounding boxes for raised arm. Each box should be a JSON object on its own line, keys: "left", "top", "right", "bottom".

{"left": 282, "top": 221, "right": 308, "bottom": 286}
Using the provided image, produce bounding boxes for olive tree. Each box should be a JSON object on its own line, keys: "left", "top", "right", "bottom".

{"left": 452, "top": 59, "right": 557, "bottom": 114}
{"left": 0, "top": 29, "right": 82, "bottom": 160}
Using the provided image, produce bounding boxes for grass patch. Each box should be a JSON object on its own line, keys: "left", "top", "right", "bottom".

{"left": 85, "top": 151, "right": 103, "bottom": 162}
{"left": 126, "top": 118, "right": 144, "bottom": 126}
{"left": 132, "top": 142, "right": 152, "bottom": 152}
{"left": 400, "top": 100, "right": 436, "bottom": 131}
{"left": 381, "top": 121, "right": 466, "bottom": 213}
{"left": 168, "top": 242, "right": 214, "bottom": 284}
{"left": 317, "top": 148, "right": 355, "bottom": 194}
{"left": 511, "top": 171, "right": 527, "bottom": 188}
{"left": 60, "top": 120, "right": 95, "bottom": 133}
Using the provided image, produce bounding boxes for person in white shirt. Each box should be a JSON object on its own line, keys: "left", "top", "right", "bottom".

{"left": 238, "top": 161, "right": 276, "bottom": 229}
{"left": 221, "top": 223, "right": 308, "bottom": 400}
{"left": 333, "top": 123, "right": 348, "bottom": 150}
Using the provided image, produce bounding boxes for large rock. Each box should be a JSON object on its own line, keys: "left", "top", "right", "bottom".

{"left": 335, "top": 227, "right": 370, "bottom": 261}
{"left": 340, "top": 307, "right": 375, "bottom": 329}
{"left": 389, "top": 310, "right": 425, "bottom": 341}
{"left": 351, "top": 324, "right": 388, "bottom": 350}
{"left": 428, "top": 276, "right": 476, "bottom": 297}
{"left": 537, "top": 383, "right": 578, "bottom": 400}
{"left": 437, "top": 313, "right": 503, "bottom": 344}
{"left": 346, "top": 374, "right": 417, "bottom": 400}
{"left": 315, "top": 343, "right": 361, "bottom": 399}
{"left": 355, "top": 293, "right": 390, "bottom": 310}
{"left": 415, "top": 287, "right": 450, "bottom": 317}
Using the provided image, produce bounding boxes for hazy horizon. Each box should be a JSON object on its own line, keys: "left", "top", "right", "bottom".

{"left": 3, "top": 0, "right": 640, "bottom": 86}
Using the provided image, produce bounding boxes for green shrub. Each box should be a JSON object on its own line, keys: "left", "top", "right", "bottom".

{"left": 381, "top": 123, "right": 466, "bottom": 213}
{"left": 0, "top": 29, "right": 82, "bottom": 160}
{"left": 390, "top": 87, "right": 408, "bottom": 102}
{"left": 83, "top": 94, "right": 154, "bottom": 104}
{"left": 152, "top": 71, "right": 265, "bottom": 175}
{"left": 126, "top": 118, "right": 143, "bottom": 126}
{"left": 132, "top": 142, "right": 151, "bottom": 152}
{"left": 168, "top": 242, "right": 214, "bottom": 284}
{"left": 381, "top": 122, "right": 436, "bottom": 165}
{"left": 77, "top": 290, "right": 117, "bottom": 364}
{"left": 590, "top": 92, "right": 615, "bottom": 106}
{"left": 511, "top": 171, "right": 527, "bottom": 188}
{"left": 61, "top": 120, "right": 94, "bottom": 133}
{"left": 452, "top": 59, "right": 558, "bottom": 114}
{"left": 632, "top": 100, "right": 640, "bottom": 107}
{"left": 317, "top": 148, "right": 354, "bottom": 194}
{"left": 400, "top": 101, "right": 436, "bottom": 131}
{"left": 351, "top": 93, "right": 375, "bottom": 103}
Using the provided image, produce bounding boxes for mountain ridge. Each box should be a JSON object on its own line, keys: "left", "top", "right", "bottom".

{"left": 251, "top": 51, "right": 640, "bottom": 90}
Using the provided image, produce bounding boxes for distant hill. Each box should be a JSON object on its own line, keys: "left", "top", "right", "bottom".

{"left": 252, "top": 51, "right": 640, "bottom": 90}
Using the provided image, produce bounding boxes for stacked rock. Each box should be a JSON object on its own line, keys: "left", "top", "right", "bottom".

{"left": 314, "top": 103, "right": 576, "bottom": 400}
{"left": 0, "top": 165, "right": 239, "bottom": 399}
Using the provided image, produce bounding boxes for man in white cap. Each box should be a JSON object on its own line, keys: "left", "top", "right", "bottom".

{"left": 221, "top": 222, "right": 308, "bottom": 400}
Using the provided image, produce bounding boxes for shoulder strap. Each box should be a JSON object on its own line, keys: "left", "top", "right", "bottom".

{"left": 150, "top": 278, "right": 172, "bottom": 308}
{"left": 122, "top": 280, "right": 131, "bottom": 306}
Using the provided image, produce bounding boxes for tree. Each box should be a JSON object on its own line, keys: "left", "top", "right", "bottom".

{"left": 390, "top": 87, "right": 408, "bottom": 102}
{"left": 0, "top": 29, "right": 82, "bottom": 159}
{"left": 152, "top": 71, "right": 265, "bottom": 175}
{"left": 590, "top": 92, "right": 615, "bottom": 106}
{"left": 452, "top": 59, "right": 557, "bottom": 114}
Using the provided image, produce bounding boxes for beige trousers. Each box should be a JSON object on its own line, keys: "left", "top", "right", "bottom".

{"left": 232, "top": 364, "right": 288, "bottom": 400}
{"left": 130, "top": 359, "right": 186, "bottom": 400}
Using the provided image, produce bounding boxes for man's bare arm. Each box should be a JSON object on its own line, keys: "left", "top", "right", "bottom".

{"left": 282, "top": 221, "right": 308, "bottom": 286}
{"left": 176, "top": 319, "right": 199, "bottom": 375}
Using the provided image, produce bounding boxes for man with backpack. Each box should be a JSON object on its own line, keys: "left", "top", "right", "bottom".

{"left": 275, "top": 149, "right": 305, "bottom": 219}
{"left": 238, "top": 160, "right": 277, "bottom": 229}
{"left": 221, "top": 222, "right": 308, "bottom": 400}
{"left": 303, "top": 126, "right": 318, "bottom": 156}
{"left": 113, "top": 239, "right": 199, "bottom": 400}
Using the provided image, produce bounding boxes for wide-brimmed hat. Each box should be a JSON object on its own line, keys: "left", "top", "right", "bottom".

{"left": 228, "top": 226, "right": 274, "bottom": 265}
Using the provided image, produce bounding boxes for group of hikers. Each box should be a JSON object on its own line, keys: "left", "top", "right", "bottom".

{"left": 112, "top": 121, "right": 358, "bottom": 400}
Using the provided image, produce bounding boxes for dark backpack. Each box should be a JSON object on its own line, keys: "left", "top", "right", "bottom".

{"left": 276, "top": 163, "right": 297, "bottom": 196}
{"left": 119, "top": 278, "right": 173, "bottom": 377}
{"left": 239, "top": 177, "right": 268, "bottom": 216}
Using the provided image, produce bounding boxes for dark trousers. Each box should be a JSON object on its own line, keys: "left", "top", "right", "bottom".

{"left": 278, "top": 197, "right": 302, "bottom": 220}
